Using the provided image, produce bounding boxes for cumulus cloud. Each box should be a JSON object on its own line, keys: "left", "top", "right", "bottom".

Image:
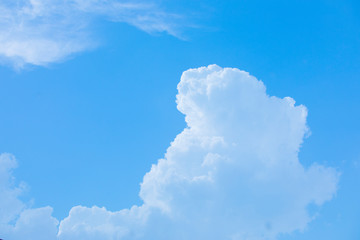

{"left": 58, "top": 65, "right": 339, "bottom": 240}
{"left": 0, "top": 0, "right": 184, "bottom": 68}
{"left": 1, "top": 65, "right": 339, "bottom": 240}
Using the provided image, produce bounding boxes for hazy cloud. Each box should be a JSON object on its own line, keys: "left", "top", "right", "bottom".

{"left": 0, "top": 0, "right": 184, "bottom": 68}
{"left": 0, "top": 153, "right": 58, "bottom": 240}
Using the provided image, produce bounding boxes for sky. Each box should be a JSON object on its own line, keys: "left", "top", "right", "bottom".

{"left": 0, "top": 0, "right": 359, "bottom": 239}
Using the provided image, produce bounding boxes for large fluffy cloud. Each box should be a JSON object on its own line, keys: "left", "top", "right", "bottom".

{"left": 0, "top": 0, "right": 184, "bottom": 68}
{"left": 58, "top": 65, "right": 339, "bottom": 239}
{"left": 1, "top": 65, "right": 339, "bottom": 240}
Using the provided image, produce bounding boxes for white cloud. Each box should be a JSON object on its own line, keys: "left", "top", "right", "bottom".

{"left": 58, "top": 65, "right": 339, "bottom": 240}
{"left": 0, "top": 153, "right": 58, "bottom": 240}
{"left": 1, "top": 65, "right": 339, "bottom": 239}
{"left": 0, "top": 0, "right": 184, "bottom": 68}
{"left": 0, "top": 153, "right": 24, "bottom": 224}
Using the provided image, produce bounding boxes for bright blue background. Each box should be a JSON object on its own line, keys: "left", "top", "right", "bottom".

{"left": 0, "top": 0, "right": 359, "bottom": 239}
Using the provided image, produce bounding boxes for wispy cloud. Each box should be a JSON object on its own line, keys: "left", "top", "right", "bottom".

{"left": 0, "top": 153, "right": 58, "bottom": 240}
{"left": 0, "top": 66, "right": 339, "bottom": 240}
{"left": 0, "top": 0, "right": 185, "bottom": 68}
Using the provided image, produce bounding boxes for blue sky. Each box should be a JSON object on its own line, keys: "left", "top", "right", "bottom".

{"left": 0, "top": 0, "right": 359, "bottom": 239}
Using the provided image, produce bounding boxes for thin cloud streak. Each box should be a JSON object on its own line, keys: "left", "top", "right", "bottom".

{"left": 0, "top": 0, "right": 185, "bottom": 68}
